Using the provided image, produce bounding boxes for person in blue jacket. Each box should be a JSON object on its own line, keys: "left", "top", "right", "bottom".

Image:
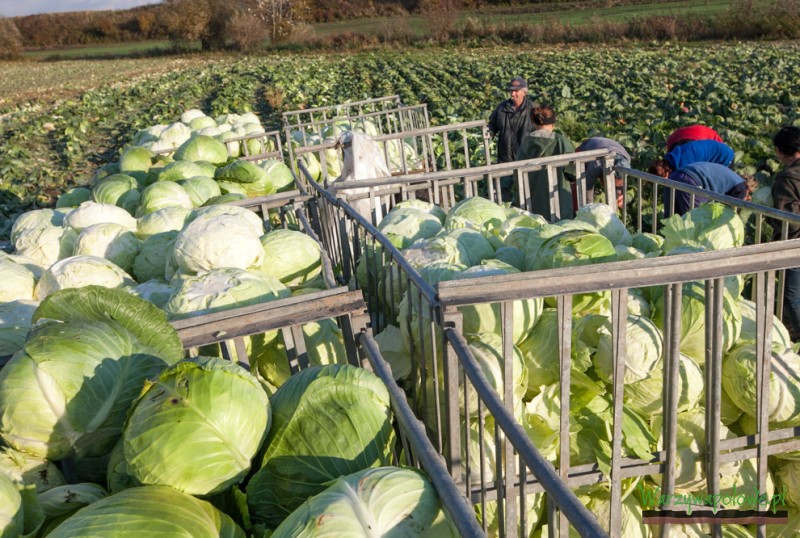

{"left": 663, "top": 161, "right": 757, "bottom": 216}
{"left": 649, "top": 139, "right": 735, "bottom": 179}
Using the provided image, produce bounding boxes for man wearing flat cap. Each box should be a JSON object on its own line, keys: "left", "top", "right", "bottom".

{"left": 489, "top": 77, "right": 538, "bottom": 202}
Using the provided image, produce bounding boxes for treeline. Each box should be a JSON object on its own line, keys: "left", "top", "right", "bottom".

{"left": 1, "top": 0, "right": 798, "bottom": 59}
{"left": 12, "top": 5, "right": 171, "bottom": 48}
{"left": 2, "top": 0, "right": 647, "bottom": 50}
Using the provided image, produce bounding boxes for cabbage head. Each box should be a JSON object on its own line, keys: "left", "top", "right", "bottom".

{"left": 64, "top": 202, "right": 137, "bottom": 233}
{"left": 574, "top": 203, "right": 632, "bottom": 246}
{"left": 163, "top": 268, "right": 289, "bottom": 320}
{"left": 251, "top": 318, "right": 347, "bottom": 389}
{"left": 246, "top": 364, "right": 394, "bottom": 528}
{"left": 72, "top": 223, "right": 141, "bottom": 273}
{"left": 0, "top": 287, "right": 183, "bottom": 460}
{"left": 173, "top": 135, "right": 229, "bottom": 165}
{"left": 0, "top": 474, "right": 23, "bottom": 538}
{"left": 10, "top": 209, "right": 65, "bottom": 242}
{"left": 136, "top": 181, "right": 194, "bottom": 217}
{"left": 132, "top": 231, "right": 178, "bottom": 282}
{"left": 35, "top": 255, "right": 135, "bottom": 300}
{"left": 135, "top": 206, "right": 191, "bottom": 238}
{"left": 261, "top": 159, "right": 295, "bottom": 192}
{"left": 177, "top": 176, "right": 221, "bottom": 206}
{"left": 258, "top": 229, "right": 322, "bottom": 287}
{"left": 593, "top": 314, "right": 662, "bottom": 386}
{"left": 92, "top": 174, "right": 139, "bottom": 209}
{"left": 46, "top": 485, "right": 245, "bottom": 538}
{"left": 0, "top": 300, "right": 38, "bottom": 357}
{"left": 56, "top": 187, "right": 92, "bottom": 209}
{"left": 453, "top": 261, "right": 542, "bottom": 345}
{"left": 534, "top": 230, "right": 617, "bottom": 315}
{"left": 130, "top": 279, "right": 174, "bottom": 309}
{"left": 122, "top": 357, "right": 270, "bottom": 495}
{"left": 661, "top": 202, "right": 745, "bottom": 254}
{"left": 271, "top": 467, "right": 456, "bottom": 537}
{"left": 393, "top": 199, "right": 446, "bottom": 224}
{"left": 186, "top": 204, "right": 264, "bottom": 236}
{"left": 722, "top": 341, "right": 800, "bottom": 426}
{"left": 651, "top": 281, "right": 741, "bottom": 366}
{"left": 445, "top": 197, "right": 507, "bottom": 233}
{"left": 118, "top": 146, "right": 154, "bottom": 173}
{"left": 0, "top": 447, "right": 65, "bottom": 493}
{"left": 378, "top": 208, "right": 443, "bottom": 249}
{"left": 0, "top": 258, "right": 36, "bottom": 302}
{"left": 172, "top": 213, "right": 265, "bottom": 275}
{"left": 738, "top": 297, "right": 793, "bottom": 351}
{"left": 517, "top": 309, "right": 594, "bottom": 395}
{"left": 624, "top": 353, "right": 703, "bottom": 418}
{"left": 14, "top": 225, "right": 76, "bottom": 270}
{"left": 152, "top": 160, "right": 209, "bottom": 183}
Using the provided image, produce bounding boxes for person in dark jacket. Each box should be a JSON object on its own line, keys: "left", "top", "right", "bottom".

{"left": 662, "top": 162, "right": 756, "bottom": 216}
{"left": 771, "top": 126, "right": 800, "bottom": 340}
{"left": 488, "top": 77, "right": 537, "bottom": 202}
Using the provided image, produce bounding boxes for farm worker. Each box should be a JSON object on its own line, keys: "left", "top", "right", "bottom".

{"left": 660, "top": 161, "right": 756, "bottom": 216}
{"left": 575, "top": 136, "right": 631, "bottom": 208}
{"left": 648, "top": 139, "right": 735, "bottom": 179}
{"left": 770, "top": 126, "right": 800, "bottom": 339}
{"left": 488, "top": 76, "right": 538, "bottom": 202}
{"left": 666, "top": 124, "right": 723, "bottom": 151}
{"left": 515, "top": 105, "right": 576, "bottom": 220}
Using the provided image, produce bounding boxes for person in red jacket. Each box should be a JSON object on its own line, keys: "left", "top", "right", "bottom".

{"left": 771, "top": 126, "right": 800, "bottom": 340}
{"left": 666, "top": 125, "right": 723, "bottom": 152}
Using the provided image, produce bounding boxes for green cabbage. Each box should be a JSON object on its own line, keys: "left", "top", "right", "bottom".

{"left": 0, "top": 287, "right": 183, "bottom": 460}
{"left": 122, "top": 357, "right": 270, "bottom": 495}
{"left": 46, "top": 486, "right": 245, "bottom": 538}
{"left": 247, "top": 364, "right": 394, "bottom": 528}
{"left": 258, "top": 229, "right": 322, "bottom": 287}
{"left": 272, "top": 467, "right": 457, "bottom": 537}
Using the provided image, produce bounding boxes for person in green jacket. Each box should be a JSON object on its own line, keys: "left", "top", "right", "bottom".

{"left": 515, "top": 105, "right": 576, "bottom": 220}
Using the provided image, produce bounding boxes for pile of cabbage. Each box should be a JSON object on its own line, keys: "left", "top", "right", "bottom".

{"left": 3, "top": 195, "right": 346, "bottom": 392}
{"left": 54, "top": 108, "right": 295, "bottom": 219}
{"left": 368, "top": 198, "right": 800, "bottom": 537}
{"left": 0, "top": 286, "right": 457, "bottom": 537}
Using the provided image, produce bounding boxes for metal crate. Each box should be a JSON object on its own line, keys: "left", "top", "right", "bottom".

{"left": 316, "top": 148, "right": 616, "bottom": 223}
{"left": 170, "top": 286, "right": 488, "bottom": 538}
{"left": 282, "top": 95, "right": 427, "bottom": 144}
{"left": 304, "top": 160, "right": 800, "bottom": 536}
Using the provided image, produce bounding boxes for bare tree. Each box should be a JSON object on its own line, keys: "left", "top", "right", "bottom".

{"left": 0, "top": 16, "right": 23, "bottom": 60}
{"left": 245, "top": 0, "right": 311, "bottom": 43}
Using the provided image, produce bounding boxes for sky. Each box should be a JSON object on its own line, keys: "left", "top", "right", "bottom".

{"left": 0, "top": 0, "right": 161, "bottom": 17}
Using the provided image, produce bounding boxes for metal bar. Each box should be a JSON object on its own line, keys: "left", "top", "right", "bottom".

{"left": 557, "top": 294, "right": 573, "bottom": 538}
{"left": 437, "top": 240, "right": 800, "bottom": 305}
{"left": 609, "top": 289, "right": 628, "bottom": 537}
{"left": 446, "top": 328, "right": 609, "bottom": 537}
{"left": 705, "top": 278, "right": 724, "bottom": 538}
{"left": 660, "top": 283, "right": 682, "bottom": 537}
{"left": 171, "top": 288, "right": 365, "bottom": 348}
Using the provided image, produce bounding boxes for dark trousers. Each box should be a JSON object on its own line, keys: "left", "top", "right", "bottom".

{"left": 784, "top": 267, "right": 800, "bottom": 340}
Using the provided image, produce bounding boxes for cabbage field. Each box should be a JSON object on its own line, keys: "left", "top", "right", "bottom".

{"left": 1, "top": 42, "right": 799, "bottom": 239}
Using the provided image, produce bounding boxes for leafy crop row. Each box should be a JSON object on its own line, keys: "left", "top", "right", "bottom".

{"left": 0, "top": 43, "right": 798, "bottom": 239}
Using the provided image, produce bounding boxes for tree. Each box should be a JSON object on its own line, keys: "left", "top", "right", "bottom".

{"left": 164, "top": 0, "right": 235, "bottom": 51}
{"left": 0, "top": 16, "right": 23, "bottom": 60}
{"left": 245, "top": 0, "right": 311, "bottom": 43}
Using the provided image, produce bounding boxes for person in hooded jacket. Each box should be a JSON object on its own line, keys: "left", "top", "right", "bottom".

{"left": 489, "top": 76, "right": 538, "bottom": 202}
{"left": 515, "top": 105, "right": 576, "bottom": 220}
